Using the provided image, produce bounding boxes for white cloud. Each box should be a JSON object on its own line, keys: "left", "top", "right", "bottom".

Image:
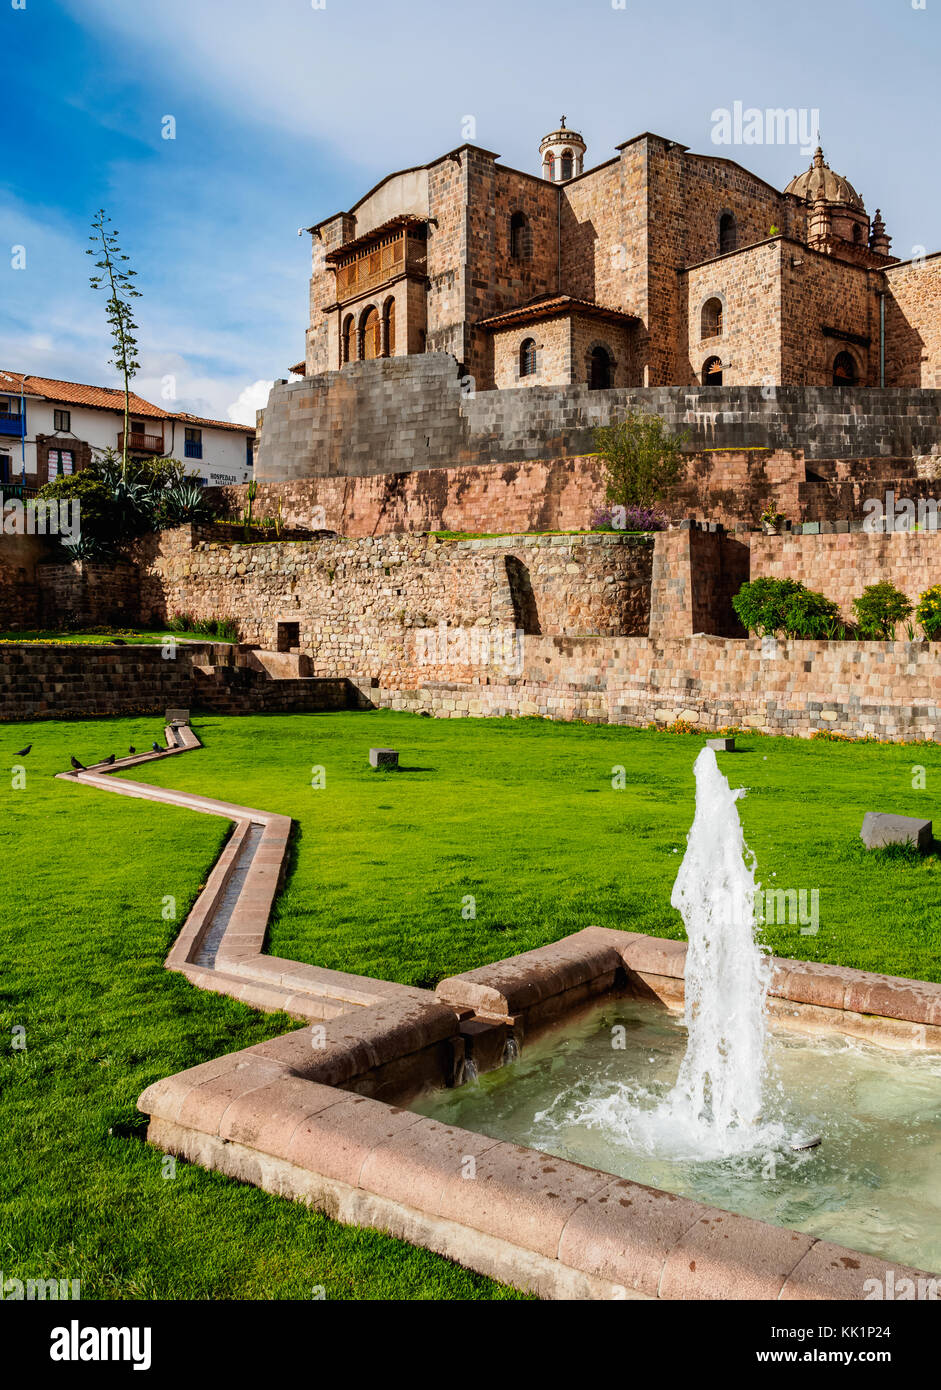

{"left": 227, "top": 379, "right": 274, "bottom": 426}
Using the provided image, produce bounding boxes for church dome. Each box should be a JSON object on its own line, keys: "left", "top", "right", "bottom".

{"left": 784, "top": 147, "right": 865, "bottom": 210}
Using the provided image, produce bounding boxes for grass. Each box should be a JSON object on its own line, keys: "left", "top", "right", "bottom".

{"left": 0, "top": 627, "right": 235, "bottom": 646}
{"left": 2, "top": 709, "right": 940, "bottom": 1300}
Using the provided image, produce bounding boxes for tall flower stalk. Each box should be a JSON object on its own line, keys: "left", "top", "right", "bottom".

{"left": 87, "top": 210, "right": 141, "bottom": 479}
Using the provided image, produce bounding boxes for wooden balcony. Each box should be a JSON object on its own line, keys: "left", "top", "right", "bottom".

{"left": 118, "top": 430, "right": 164, "bottom": 454}
{"left": 333, "top": 232, "right": 427, "bottom": 304}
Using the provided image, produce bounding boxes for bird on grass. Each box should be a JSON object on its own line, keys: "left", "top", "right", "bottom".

{"left": 128, "top": 746, "right": 136, "bottom": 755}
{"left": 102, "top": 754, "right": 116, "bottom": 766}
{"left": 152, "top": 741, "right": 163, "bottom": 753}
{"left": 70, "top": 756, "right": 85, "bottom": 771}
{"left": 16, "top": 744, "right": 31, "bottom": 757}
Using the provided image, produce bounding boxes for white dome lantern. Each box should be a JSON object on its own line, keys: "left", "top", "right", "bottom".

{"left": 539, "top": 117, "right": 586, "bottom": 183}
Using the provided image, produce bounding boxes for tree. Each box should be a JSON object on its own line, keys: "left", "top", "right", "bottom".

{"left": 86, "top": 210, "right": 141, "bottom": 479}
{"left": 593, "top": 411, "right": 689, "bottom": 511}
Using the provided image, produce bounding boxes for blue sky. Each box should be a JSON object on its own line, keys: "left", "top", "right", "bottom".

{"left": 2, "top": 0, "right": 939, "bottom": 423}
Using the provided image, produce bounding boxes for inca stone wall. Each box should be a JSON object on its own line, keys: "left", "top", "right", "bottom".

{"left": 377, "top": 634, "right": 941, "bottom": 742}
{"left": 0, "top": 534, "right": 44, "bottom": 630}
{"left": 130, "top": 529, "right": 655, "bottom": 683}
{"left": 36, "top": 560, "right": 140, "bottom": 629}
{"left": 254, "top": 355, "right": 941, "bottom": 480}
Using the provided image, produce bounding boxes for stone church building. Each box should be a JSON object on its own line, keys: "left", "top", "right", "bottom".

{"left": 303, "top": 122, "right": 940, "bottom": 393}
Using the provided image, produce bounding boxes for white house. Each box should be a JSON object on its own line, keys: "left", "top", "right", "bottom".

{"left": 0, "top": 371, "right": 255, "bottom": 490}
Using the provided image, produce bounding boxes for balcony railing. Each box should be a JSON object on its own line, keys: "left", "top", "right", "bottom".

{"left": 0, "top": 411, "right": 26, "bottom": 437}
{"left": 0, "top": 482, "right": 38, "bottom": 503}
{"left": 184, "top": 439, "right": 203, "bottom": 459}
{"left": 118, "top": 430, "right": 164, "bottom": 454}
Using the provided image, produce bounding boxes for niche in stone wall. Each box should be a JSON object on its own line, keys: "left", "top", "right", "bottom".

{"left": 276, "top": 620, "right": 300, "bottom": 652}
{"left": 504, "top": 556, "right": 541, "bottom": 635}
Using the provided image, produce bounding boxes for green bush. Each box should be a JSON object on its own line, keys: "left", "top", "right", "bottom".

{"left": 852, "top": 583, "right": 913, "bottom": 639}
{"left": 916, "top": 586, "right": 941, "bottom": 639}
{"left": 732, "top": 577, "right": 841, "bottom": 638}
{"left": 593, "top": 410, "right": 689, "bottom": 510}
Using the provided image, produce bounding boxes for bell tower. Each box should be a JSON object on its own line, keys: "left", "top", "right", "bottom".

{"left": 539, "top": 117, "right": 586, "bottom": 183}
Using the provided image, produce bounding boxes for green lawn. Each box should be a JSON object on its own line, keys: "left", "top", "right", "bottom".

{"left": 0, "top": 628, "right": 234, "bottom": 645}
{"left": 2, "top": 710, "right": 939, "bottom": 1300}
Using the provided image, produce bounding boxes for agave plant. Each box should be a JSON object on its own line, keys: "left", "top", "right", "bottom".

{"left": 158, "top": 480, "right": 215, "bottom": 526}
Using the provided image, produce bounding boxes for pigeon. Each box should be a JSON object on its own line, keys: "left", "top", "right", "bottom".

{"left": 152, "top": 741, "right": 163, "bottom": 753}
{"left": 70, "top": 756, "right": 85, "bottom": 771}
{"left": 102, "top": 754, "right": 116, "bottom": 766}
{"left": 128, "top": 746, "right": 136, "bottom": 755}
{"left": 16, "top": 744, "right": 31, "bottom": 756}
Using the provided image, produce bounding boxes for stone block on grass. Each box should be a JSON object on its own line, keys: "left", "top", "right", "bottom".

{"left": 860, "top": 812, "right": 933, "bottom": 854}
{"left": 706, "top": 737, "right": 735, "bottom": 753}
{"left": 369, "top": 748, "right": 399, "bottom": 769}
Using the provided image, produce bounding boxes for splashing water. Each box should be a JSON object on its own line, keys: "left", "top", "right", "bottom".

{"left": 557, "top": 748, "right": 780, "bottom": 1161}
{"left": 662, "top": 747, "right": 772, "bottom": 1150}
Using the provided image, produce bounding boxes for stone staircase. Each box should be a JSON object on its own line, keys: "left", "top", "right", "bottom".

{"left": 190, "top": 643, "right": 355, "bottom": 714}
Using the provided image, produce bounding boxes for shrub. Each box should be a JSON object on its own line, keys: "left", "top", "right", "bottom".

{"left": 732, "top": 577, "right": 841, "bottom": 638}
{"left": 916, "top": 585, "right": 941, "bottom": 639}
{"left": 852, "top": 583, "right": 913, "bottom": 639}
{"left": 590, "top": 504, "right": 668, "bottom": 532}
{"left": 593, "top": 410, "right": 689, "bottom": 510}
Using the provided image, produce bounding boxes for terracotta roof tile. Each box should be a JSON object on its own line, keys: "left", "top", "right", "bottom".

{"left": 477, "top": 295, "right": 638, "bottom": 329}
{"left": 0, "top": 371, "right": 253, "bottom": 432}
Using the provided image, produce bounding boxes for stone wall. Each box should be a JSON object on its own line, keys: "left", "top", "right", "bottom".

{"left": 130, "top": 529, "right": 655, "bottom": 684}
{"left": 883, "top": 255, "right": 941, "bottom": 389}
{"left": 377, "top": 634, "right": 941, "bottom": 742}
{"left": 0, "top": 643, "right": 201, "bottom": 720}
{"left": 0, "top": 534, "right": 46, "bottom": 630}
{"left": 0, "top": 640, "right": 353, "bottom": 722}
{"left": 36, "top": 560, "right": 140, "bottom": 629}
{"left": 254, "top": 355, "right": 941, "bottom": 480}
{"left": 750, "top": 530, "right": 941, "bottom": 621}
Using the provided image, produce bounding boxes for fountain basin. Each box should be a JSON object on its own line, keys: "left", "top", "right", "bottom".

{"left": 138, "top": 927, "right": 941, "bottom": 1300}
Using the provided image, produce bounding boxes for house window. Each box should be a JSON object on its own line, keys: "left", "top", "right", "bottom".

{"left": 510, "top": 211, "right": 530, "bottom": 260}
{"left": 833, "top": 351, "right": 858, "bottom": 386}
{"left": 246, "top": 436, "right": 254, "bottom": 469}
{"left": 383, "top": 298, "right": 396, "bottom": 356}
{"left": 519, "top": 338, "right": 537, "bottom": 378}
{"left": 701, "top": 298, "right": 723, "bottom": 339}
{"left": 54, "top": 408, "right": 71, "bottom": 432}
{"left": 703, "top": 355, "right": 723, "bottom": 386}
{"left": 47, "top": 449, "right": 74, "bottom": 481}
{"left": 0, "top": 397, "right": 20, "bottom": 415}
{"left": 560, "top": 149, "right": 573, "bottom": 181}
{"left": 185, "top": 427, "right": 203, "bottom": 459}
{"left": 719, "top": 213, "right": 738, "bottom": 255}
{"left": 0, "top": 453, "right": 11, "bottom": 483}
{"left": 589, "top": 346, "right": 613, "bottom": 390}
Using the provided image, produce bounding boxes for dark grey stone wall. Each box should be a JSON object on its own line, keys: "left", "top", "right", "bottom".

{"left": 255, "top": 354, "right": 941, "bottom": 480}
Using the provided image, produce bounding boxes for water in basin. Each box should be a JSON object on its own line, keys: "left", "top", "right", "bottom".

{"left": 412, "top": 995, "right": 941, "bottom": 1272}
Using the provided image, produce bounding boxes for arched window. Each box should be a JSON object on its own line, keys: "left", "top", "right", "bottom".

{"left": 542, "top": 154, "right": 554, "bottom": 181}
{"left": 833, "top": 351, "right": 858, "bottom": 386}
{"left": 589, "top": 346, "right": 612, "bottom": 390}
{"left": 361, "top": 306, "right": 381, "bottom": 360}
{"left": 719, "top": 212, "right": 738, "bottom": 256}
{"left": 510, "top": 211, "right": 529, "bottom": 260}
{"left": 701, "top": 297, "right": 723, "bottom": 339}
{"left": 341, "top": 314, "right": 355, "bottom": 364}
{"left": 852, "top": 223, "right": 863, "bottom": 244}
{"left": 383, "top": 298, "right": 396, "bottom": 356}
{"left": 703, "top": 355, "right": 723, "bottom": 386}
{"left": 519, "top": 338, "right": 537, "bottom": 378}
{"left": 560, "top": 149, "right": 573, "bottom": 181}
